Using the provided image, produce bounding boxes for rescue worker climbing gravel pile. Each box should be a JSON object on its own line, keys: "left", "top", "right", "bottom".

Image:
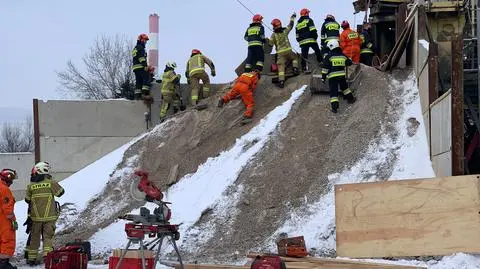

{"left": 25, "top": 162, "right": 64, "bottom": 266}
{"left": 218, "top": 69, "right": 261, "bottom": 124}
{"left": 186, "top": 49, "right": 216, "bottom": 106}
{"left": 320, "top": 14, "right": 341, "bottom": 60}
{"left": 244, "top": 14, "right": 266, "bottom": 72}
{"left": 160, "top": 61, "right": 184, "bottom": 122}
{"left": 339, "top": 20, "right": 362, "bottom": 63}
{"left": 267, "top": 13, "right": 299, "bottom": 88}
{"left": 132, "top": 33, "right": 151, "bottom": 100}
{"left": 360, "top": 23, "right": 375, "bottom": 66}
{"left": 322, "top": 39, "right": 356, "bottom": 113}
{"left": 0, "top": 169, "right": 18, "bottom": 269}
{"left": 295, "top": 8, "right": 323, "bottom": 73}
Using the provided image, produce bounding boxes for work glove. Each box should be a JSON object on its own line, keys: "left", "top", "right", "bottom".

{"left": 144, "top": 66, "right": 149, "bottom": 71}
{"left": 211, "top": 70, "right": 216, "bottom": 77}
{"left": 11, "top": 219, "right": 18, "bottom": 231}
{"left": 321, "top": 76, "right": 326, "bottom": 83}
{"left": 187, "top": 78, "right": 191, "bottom": 85}
{"left": 291, "top": 12, "right": 297, "bottom": 18}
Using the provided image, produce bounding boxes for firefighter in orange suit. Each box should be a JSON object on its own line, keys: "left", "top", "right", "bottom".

{"left": 0, "top": 168, "right": 18, "bottom": 269}
{"left": 339, "top": 20, "right": 361, "bottom": 63}
{"left": 218, "top": 70, "right": 260, "bottom": 120}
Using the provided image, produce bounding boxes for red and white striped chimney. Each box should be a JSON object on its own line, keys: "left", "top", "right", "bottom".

{"left": 148, "top": 13, "right": 159, "bottom": 75}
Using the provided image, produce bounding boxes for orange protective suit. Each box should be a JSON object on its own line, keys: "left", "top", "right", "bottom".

{"left": 0, "top": 180, "right": 16, "bottom": 257}
{"left": 340, "top": 28, "right": 362, "bottom": 63}
{"left": 222, "top": 72, "right": 259, "bottom": 118}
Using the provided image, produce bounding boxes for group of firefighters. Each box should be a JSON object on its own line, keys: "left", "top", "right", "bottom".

{"left": 131, "top": 9, "right": 375, "bottom": 119}
{"left": 0, "top": 162, "right": 64, "bottom": 269}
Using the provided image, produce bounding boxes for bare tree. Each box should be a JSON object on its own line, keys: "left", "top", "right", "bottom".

{"left": 0, "top": 116, "right": 34, "bottom": 153}
{"left": 57, "top": 34, "right": 134, "bottom": 99}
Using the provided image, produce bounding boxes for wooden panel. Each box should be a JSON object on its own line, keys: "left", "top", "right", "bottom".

{"left": 246, "top": 253, "right": 425, "bottom": 269}
{"left": 335, "top": 175, "right": 480, "bottom": 258}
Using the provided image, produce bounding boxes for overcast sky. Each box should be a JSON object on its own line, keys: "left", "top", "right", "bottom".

{"left": 0, "top": 0, "right": 358, "bottom": 118}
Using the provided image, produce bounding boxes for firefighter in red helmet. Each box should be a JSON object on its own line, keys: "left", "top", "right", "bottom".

{"left": 295, "top": 8, "right": 323, "bottom": 72}
{"left": 267, "top": 13, "right": 300, "bottom": 88}
{"left": 339, "top": 20, "right": 362, "bottom": 63}
{"left": 0, "top": 168, "right": 18, "bottom": 269}
{"left": 185, "top": 49, "right": 216, "bottom": 105}
{"left": 244, "top": 14, "right": 266, "bottom": 72}
{"left": 132, "top": 33, "right": 151, "bottom": 100}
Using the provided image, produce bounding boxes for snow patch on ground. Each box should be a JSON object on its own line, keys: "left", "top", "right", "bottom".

{"left": 88, "top": 86, "right": 307, "bottom": 255}
{"left": 267, "top": 72, "right": 437, "bottom": 262}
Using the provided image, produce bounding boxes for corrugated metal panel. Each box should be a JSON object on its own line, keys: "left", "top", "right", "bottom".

{"left": 423, "top": 111, "right": 430, "bottom": 150}
{"left": 432, "top": 151, "right": 452, "bottom": 176}
{"left": 430, "top": 90, "right": 452, "bottom": 156}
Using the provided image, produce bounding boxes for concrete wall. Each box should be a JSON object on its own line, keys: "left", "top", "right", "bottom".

{"left": 0, "top": 153, "right": 35, "bottom": 199}
{"left": 35, "top": 80, "right": 229, "bottom": 181}
{"left": 37, "top": 99, "right": 148, "bottom": 181}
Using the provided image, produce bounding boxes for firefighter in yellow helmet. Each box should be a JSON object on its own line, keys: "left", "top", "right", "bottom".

{"left": 185, "top": 49, "right": 216, "bottom": 105}
{"left": 267, "top": 13, "right": 300, "bottom": 88}
{"left": 25, "top": 162, "right": 64, "bottom": 266}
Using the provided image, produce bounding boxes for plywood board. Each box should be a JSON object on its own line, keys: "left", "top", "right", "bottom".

{"left": 335, "top": 175, "right": 480, "bottom": 258}
{"left": 247, "top": 253, "right": 425, "bottom": 269}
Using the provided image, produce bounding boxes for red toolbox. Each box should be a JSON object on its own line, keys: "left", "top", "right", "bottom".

{"left": 108, "top": 256, "right": 155, "bottom": 269}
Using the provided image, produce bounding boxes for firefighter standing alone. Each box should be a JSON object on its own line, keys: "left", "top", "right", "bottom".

{"left": 0, "top": 169, "right": 18, "bottom": 269}
{"left": 360, "top": 23, "right": 375, "bottom": 66}
{"left": 132, "top": 33, "right": 151, "bottom": 100}
{"left": 25, "top": 162, "right": 64, "bottom": 266}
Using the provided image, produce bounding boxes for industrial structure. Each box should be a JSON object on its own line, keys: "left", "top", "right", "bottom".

{"left": 353, "top": 0, "right": 479, "bottom": 175}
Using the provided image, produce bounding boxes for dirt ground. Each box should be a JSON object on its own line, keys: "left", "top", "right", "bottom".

{"left": 178, "top": 66, "right": 401, "bottom": 263}
{"left": 54, "top": 73, "right": 311, "bottom": 248}
{"left": 54, "top": 66, "right": 409, "bottom": 264}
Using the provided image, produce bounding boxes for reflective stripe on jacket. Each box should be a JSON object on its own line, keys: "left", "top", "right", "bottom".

{"left": 161, "top": 70, "right": 181, "bottom": 94}
{"left": 268, "top": 17, "right": 295, "bottom": 54}
{"left": 296, "top": 16, "right": 318, "bottom": 46}
{"left": 186, "top": 54, "right": 215, "bottom": 77}
{"left": 25, "top": 178, "right": 64, "bottom": 222}
{"left": 244, "top": 23, "right": 266, "bottom": 47}
{"left": 321, "top": 48, "right": 353, "bottom": 79}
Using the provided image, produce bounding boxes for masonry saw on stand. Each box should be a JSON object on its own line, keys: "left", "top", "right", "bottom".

{"left": 115, "top": 170, "right": 184, "bottom": 269}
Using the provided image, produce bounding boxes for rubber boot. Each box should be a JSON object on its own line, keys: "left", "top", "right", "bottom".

{"left": 345, "top": 93, "right": 356, "bottom": 104}
{"left": 0, "top": 259, "right": 17, "bottom": 269}
{"left": 278, "top": 81, "right": 285, "bottom": 88}
{"left": 293, "top": 67, "right": 300, "bottom": 76}
{"left": 331, "top": 101, "right": 339, "bottom": 113}
{"left": 217, "top": 98, "right": 224, "bottom": 108}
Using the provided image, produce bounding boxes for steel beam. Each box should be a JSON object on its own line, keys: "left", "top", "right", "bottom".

{"left": 451, "top": 35, "right": 465, "bottom": 175}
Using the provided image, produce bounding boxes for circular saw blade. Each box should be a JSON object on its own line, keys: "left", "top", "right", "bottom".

{"left": 129, "top": 178, "right": 146, "bottom": 201}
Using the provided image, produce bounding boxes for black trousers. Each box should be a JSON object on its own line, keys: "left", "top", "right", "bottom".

{"left": 328, "top": 76, "right": 349, "bottom": 100}
{"left": 245, "top": 45, "right": 265, "bottom": 72}
{"left": 300, "top": 42, "right": 322, "bottom": 70}
{"left": 360, "top": 53, "right": 373, "bottom": 66}
{"left": 134, "top": 69, "right": 150, "bottom": 94}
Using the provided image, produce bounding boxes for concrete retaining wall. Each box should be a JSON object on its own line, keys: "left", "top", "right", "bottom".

{"left": 36, "top": 99, "right": 147, "bottom": 181}
{"left": 0, "top": 153, "right": 35, "bottom": 198}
